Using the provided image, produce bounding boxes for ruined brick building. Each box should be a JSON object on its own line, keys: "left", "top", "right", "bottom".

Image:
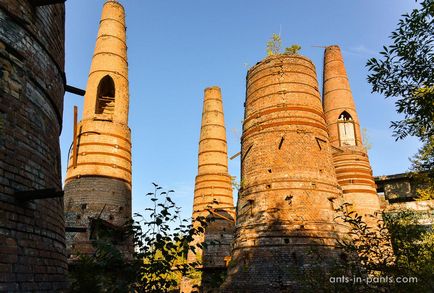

{"left": 0, "top": 0, "right": 68, "bottom": 291}
{"left": 192, "top": 47, "right": 382, "bottom": 292}
{"left": 182, "top": 87, "right": 236, "bottom": 292}
{"left": 64, "top": 0, "right": 132, "bottom": 260}
{"left": 0, "top": 0, "right": 403, "bottom": 292}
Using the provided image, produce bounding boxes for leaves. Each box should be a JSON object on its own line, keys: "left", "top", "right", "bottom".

{"left": 335, "top": 204, "right": 434, "bottom": 291}
{"left": 284, "top": 44, "right": 302, "bottom": 55}
{"left": 266, "top": 33, "right": 281, "bottom": 56}
{"left": 366, "top": 0, "right": 434, "bottom": 143}
{"left": 70, "top": 183, "right": 209, "bottom": 293}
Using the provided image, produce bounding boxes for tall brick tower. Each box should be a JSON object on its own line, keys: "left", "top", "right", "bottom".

{"left": 222, "top": 54, "right": 348, "bottom": 292}
{"left": 184, "top": 86, "right": 235, "bottom": 291}
{"left": 64, "top": 0, "right": 132, "bottom": 259}
{"left": 0, "top": 1, "right": 67, "bottom": 291}
{"left": 322, "top": 45, "right": 381, "bottom": 220}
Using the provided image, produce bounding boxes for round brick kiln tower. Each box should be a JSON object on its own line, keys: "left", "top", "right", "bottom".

{"left": 323, "top": 45, "right": 381, "bottom": 221}
{"left": 0, "top": 1, "right": 67, "bottom": 291}
{"left": 64, "top": 0, "right": 132, "bottom": 260}
{"left": 183, "top": 87, "right": 235, "bottom": 292}
{"left": 193, "top": 87, "right": 235, "bottom": 222}
{"left": 222, "top": 54, "right": 348, "bottom": 291}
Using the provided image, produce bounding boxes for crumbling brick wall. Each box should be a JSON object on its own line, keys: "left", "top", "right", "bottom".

{"left": 222, "top": 54, "right": 348, "bottom": 292}
{"left": 0, "top": 0, "right": 67, "bottom": 291}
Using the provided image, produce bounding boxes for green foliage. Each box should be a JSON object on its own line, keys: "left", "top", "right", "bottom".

{"left": 366, "top": 0, "right": 434, "bottom": 142}
{"left": 284, "top": 44, "right": 301, "bottom": 54}
{"left": 265, "top": 33, "right": 302, "bottom": 56}
{"left": 266, "top": 33, "right": 281, "bottom": 56}
{"left": 335, "top": 204, "right": 395, "bottom": 271}
{"left": 69, "top": 240, "right": 136, "bottom": 293}
{"left": 335, "top": 205, "right": 434, "bottom": 292}
{"left": 366, "top": 0, "right": 434, "bottom": 195}
{"left": 231, "top": 176, "right": 245, "bottom": 191}
{"left": 69, "top": 184, "right": 207, "bottom": 293}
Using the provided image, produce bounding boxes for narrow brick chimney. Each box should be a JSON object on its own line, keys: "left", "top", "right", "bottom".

{"left": 323, "top": 45, "right": 381, "bottom": 222}
{"left": 64, "top": 0, "right": 132, "bottom": 261}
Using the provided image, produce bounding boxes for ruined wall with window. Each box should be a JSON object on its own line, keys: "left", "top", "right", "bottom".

{"left": 63, "top": 0, "right": 132, "bottom": 261}
{"left": 323, "top": 45, "right": 381, "bottom": 224}
{"left": 0, "top": 0, "right": 67, "bottom": 291}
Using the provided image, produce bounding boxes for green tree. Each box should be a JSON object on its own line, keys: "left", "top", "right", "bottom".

{"left": 335, "top": 205, "right": 434, "bottom": 292}
{"left": 366, "top": 0, "right": 434, "bottom": 197}
{"left": 284, "top": 44, "right": 301, "bottom": 54}
{"left": 366, "top": 0, "right": 434, "bottom": 142}
{"left": 69, "top": 184, "right": 207, "bottom": 293}
{"left": 266, "top": 33, "right": 281, "bottom": 56}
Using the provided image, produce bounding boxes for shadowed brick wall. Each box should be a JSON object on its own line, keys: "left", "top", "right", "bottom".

{"left": 222, "top": 54, "right": 348, "bottom": 292}
{"left": 0, "top": 0, "right": 67, "bottom": 291}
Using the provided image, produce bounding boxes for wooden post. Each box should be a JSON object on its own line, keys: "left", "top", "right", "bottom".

{"left": 72, "top": 106, "right": 78, "bottom": 168}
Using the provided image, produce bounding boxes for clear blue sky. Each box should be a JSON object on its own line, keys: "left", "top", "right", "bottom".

{"left": 61, "top": 0, "right": 422, "bottom": 219}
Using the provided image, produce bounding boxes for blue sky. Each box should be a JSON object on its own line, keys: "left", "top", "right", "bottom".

{"left": 62, "top": 0, "right": 422, "bottom": 219}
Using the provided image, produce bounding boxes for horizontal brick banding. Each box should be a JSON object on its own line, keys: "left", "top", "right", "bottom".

{"left": 243, "top": 105, "right": 326, "bottom": 125}
{"left": 343, "top": 189, "right": 378, "bottom": 195}
{"left": 198, "top": 150, "right": 227, "bottom": 156}
{"left": 194, "top": 193, "right": 234, "bottom": 200}
{"left": 199, "top": 137, "right": 226, "bottom": 144}
{"left": 323, "top": 74, "right": 350, "bottom": 83}
{"left": 97, "top": 33, "right": 127, "bottom": 45}
{"left": 336, "top": 168, "right": 372, "bottom": 178}
{"left": 242, "top": 120, "right": 329, "bottom": 139}
{"left": 88, "top": 69, "right": 128, "bottom": 81}
{"left": 241, "top": 186, "right": 342, "bottom": 197}
{"left": 76, "top": 151, "right": 131, "bottom": 163}
{"left": 335, "top": 162, "right": 371, "bottom": 169}
{"left": 65, "top": 174, "right": 131, "bottom": 185}
{"left": 247, "top": 81, "right": 320, "bottom": 101}
{"left": 93, "top": 51, "right": 128, "bottom": 63}
{"left": 242, "top": 177, "right": 339, "bottom": 190}
{"left": 79, "top": 130, "right": 132, "bottom": 145}
{"left": 201, "top": 123, "right": 226, "bottom": 129}
{"left": 67, "top": 162, "right": 130, "bottom": 173}
{"left": 194, "top": 185, "right": 233, "bottom": 192}
{"left": 195, "top": 173, "right": 232, "bottom": 178}
{"left": 100, "top": 17, "right": 126, "bottom": 28}
{"left": 225, "top": 54, "right": 347, "bottom": 291}
{"left": 322, "top": 46, "right": 381, "bottom": 230}
{"left": 338, "top": 179, "right": 376, "bottom": 186}
{"left": 77, "top": 142, "right": 131, "bottom": 154}
{"left": 198, "top": 163, "right": 228, "bottom": 169}
{"left": 336, "top": 173, "right": 374, "bottom": 180}
{"left": 247, "top": 56, "right": 316, "bottom": 80}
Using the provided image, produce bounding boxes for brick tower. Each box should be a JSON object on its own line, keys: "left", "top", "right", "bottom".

{"left": 64, "top": 0, "right": 132, "bottom": 259}
{"left": 184, "top": 86, "right": 235, "bottom": 291}
{"left": 222, "top": 54, "right": 348, "bottom": 292}
{"left": 0, "top": 1, "right": 67, "bottom": 290}
{"left": 322, "top": 45, "right": 381, "bottom": 221}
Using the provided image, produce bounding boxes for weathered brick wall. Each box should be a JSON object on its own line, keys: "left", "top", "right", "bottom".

{"left": 182, "top": 87, "right": 235, "bottom": 292}
{"left": 222, "top": 54, "right": 348, "bottom": 292}
{"left": 64, "top": 1, "right": 132, "bottom": 260}
{"left": 323, "top": 46, "right": 381, "bottom": 223}
{"left": 0, "top": 0, "right": 67, "bottom": 291}
{"left": 64, "top": 176, "right": 131, "bottom": 259}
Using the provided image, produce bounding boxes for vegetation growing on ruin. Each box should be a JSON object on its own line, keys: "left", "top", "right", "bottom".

{"left": 266, "top": 33, "right": 301, "bottom": 56}
{"left": 334, "top": 205, "right": 434, "bottom": 292}
{"left": 69, "top": 184, "right": 207, "bottom": 293}
{"left": 367, "top": 0, "right": 434, "bottom": 189}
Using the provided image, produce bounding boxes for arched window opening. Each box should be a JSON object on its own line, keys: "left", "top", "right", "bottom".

{"left": 338, "top": 111, "right": 356, "bottom": 146}
{"left": 95, "top": 75, "right": 115, "bottom": 117}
